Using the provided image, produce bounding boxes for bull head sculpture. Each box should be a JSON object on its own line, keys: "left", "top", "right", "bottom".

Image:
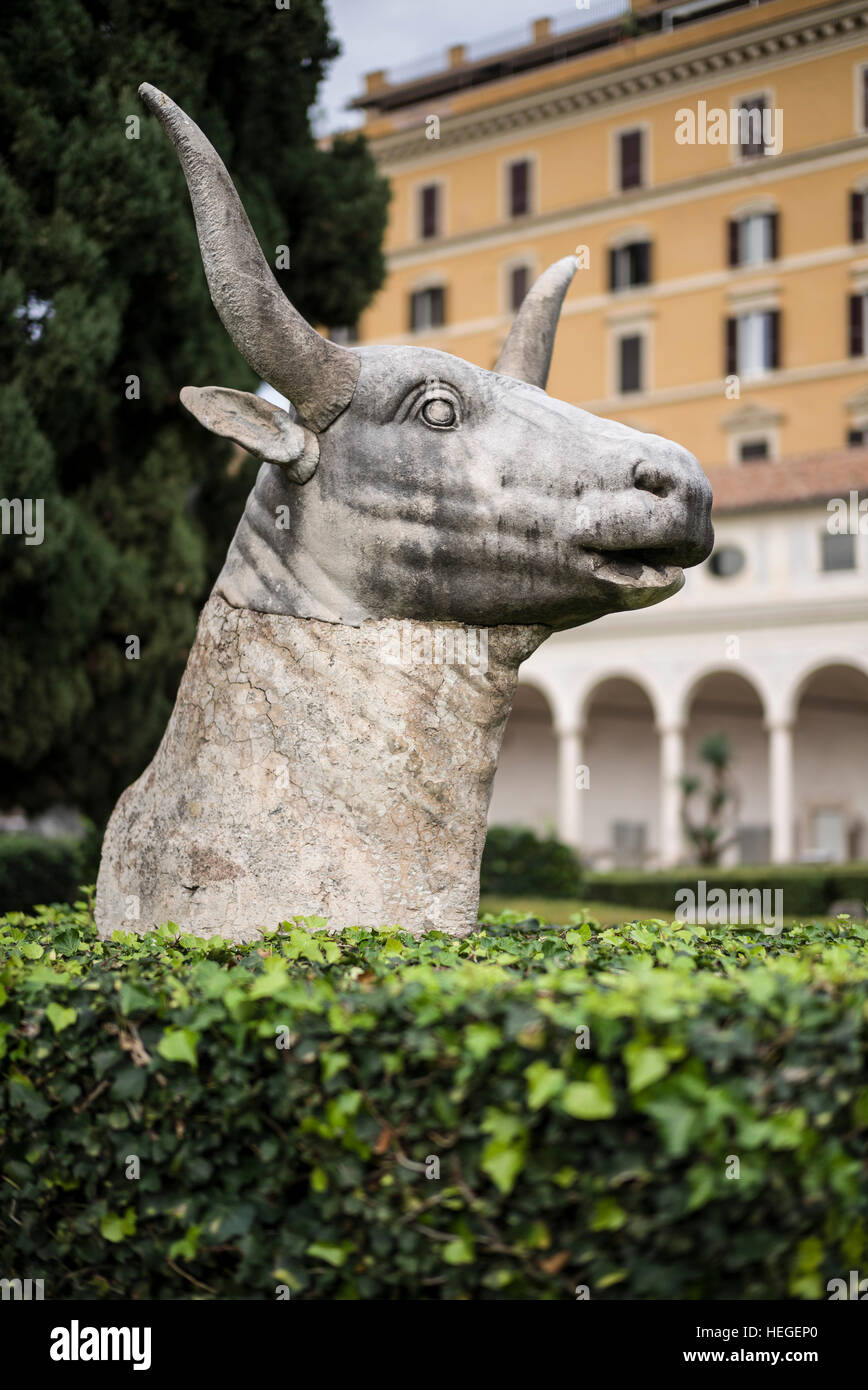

{"left": 139, "top": 84, "right": 712, "bottom": 632}
{"left": 94, "top": 88, "right": 713, "bottom": 940}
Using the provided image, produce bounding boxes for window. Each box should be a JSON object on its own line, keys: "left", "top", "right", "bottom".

{"left": 612, "top": 821, "right": 646, "bottom": 869}
{"left": 728, "top": 212, "right": 777, "bottom": 267}
{"left": 738, "top": 825, "right": 771, "bottom": 864}
{"left": 419, "top": 184, "right": 440, "bottom": 240}
{"left": 409, "top": 287, "right": 445, "bottom": 332}
{"left": 821, "top": 532, "right": 856, "bottom": 571}
{"left": 608, "top": 241, "right": 652, "bottom": 291}
{"left": 848, "top": 426, "right": 867, "bottom": 447}
{"left": 617, "top": 334, "right": 643, "bottom": 394}
{"left": 709, "top": 545, "right": 746, "bottom": 578}
{"left": 737, "top": 96, "right": 768, "bottom": 157}
{"left": 617, "top": 129, "right": 643, "bottom": 191}
{"left": 851, "top": 189, "right": 866, "bottom": 243}
{"left": 738, "top": 438, "right": 769, "bottom": 463}
{"left": 849, "top": 293, "right": 867, "bottom": 357}
{"left": 329, "top": 325, "right": 358, "bottom": 345}
{"left": 810, "top": 808, "right": 846, "bottom": 862}
{"left": 725, "top": 310, "right": 780, "bottom": 379}
{"left": 508, "top": 160, "right": 531, "bottom": 217}
{"left": 509, "top": 265, "right": 530, "bottom": 312}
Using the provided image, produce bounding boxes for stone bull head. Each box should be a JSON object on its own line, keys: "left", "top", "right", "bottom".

{"left": 95, "top": 86, "right": 713, "bottom": 940}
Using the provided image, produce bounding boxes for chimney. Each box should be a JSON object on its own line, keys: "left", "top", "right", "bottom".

{"left": 364, "top": 69, "right": 388, "bottom": 94}
{"left": 533, "top": 17, "right": 552, "bottom": 43}
{"left": 448, "top": 44, "right": 467, "bottom": 68}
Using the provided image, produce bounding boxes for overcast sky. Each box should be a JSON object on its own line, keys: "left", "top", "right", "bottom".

{"left": 316, "top": 0, "right": 592, "bottom": 134}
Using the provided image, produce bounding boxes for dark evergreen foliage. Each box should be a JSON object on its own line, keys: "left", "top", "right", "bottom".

{"left": 0, "top": 0, "right": 389, "bottom": 820}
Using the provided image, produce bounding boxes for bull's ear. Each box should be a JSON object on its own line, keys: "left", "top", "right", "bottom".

{"left": 180, "top": 386, "right": 319, "bottom": 484}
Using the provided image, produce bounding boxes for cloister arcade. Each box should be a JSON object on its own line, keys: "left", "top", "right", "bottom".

{"left": 489, "top": 658, "right": 868, "bottom": 868}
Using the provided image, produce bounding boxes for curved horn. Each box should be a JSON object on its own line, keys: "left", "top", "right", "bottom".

{"left": 139, "top": 84, "right": 359, "bottom": 433}
{"left": 494, "top": 251, "right": 581, "bottom": 389}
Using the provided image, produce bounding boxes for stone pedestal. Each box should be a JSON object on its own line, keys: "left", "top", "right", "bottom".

{"left": 95, "top": 595, "right": 545, "bottom": 940}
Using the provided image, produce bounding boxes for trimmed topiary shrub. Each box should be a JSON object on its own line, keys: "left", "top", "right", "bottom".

{"left": 481, "top": 825, "right": 581, "bottom": 898}
{"left": 2, "top": 902, "right": 867, "bottom": 1299}
{"left": 585, "top": 864, "right": 868, "bottom": 918}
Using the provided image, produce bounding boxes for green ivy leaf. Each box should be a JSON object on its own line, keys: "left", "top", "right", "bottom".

{"left": 307, "top": 1241, "right": 347, "bottom": 1268}
{"left": 623, "top": 1040, "right": 670, "bottom": 1092}
{"left": 525, "top": 1061, "right": 565, "bottom": 1110}
{"left": 45, "top": 1002, "right": 77, "bottom": 1033}
{"left": 101, "top": 1208, "right": 136, "bottom": 1243}
{"left": 169, "top": 1225, "right": 202, "bottom": 1260}
{"left": 156, "top": 1027, "right": 199, "bottom": 1068}
{"left": 442, "top": 1233, "right": 475, "bottom": 1265}
{"left": 464, "top": 1022, "right": 501, "bottom": 1060}
{"left": 561, "top": 1066, "right": 616, "bottom": 1119}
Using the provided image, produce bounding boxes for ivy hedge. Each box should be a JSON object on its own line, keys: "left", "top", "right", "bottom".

{"left": 1, "top": 899, "right": 867, "bottom": 1299}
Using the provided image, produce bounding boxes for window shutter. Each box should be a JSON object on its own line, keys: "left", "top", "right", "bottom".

{"left": 727, "top": 219, "right": 740, "bottom": 267}
{"left": 769, "top": 211, "right": 779, "bottom": 260}
{"left": 420, "top": 185, "right": 438, "bottom": 239}
{"left": 725, "top": 317, "right": 737, "bottom": 376}
{"left": 740, "top": 98, "right": 766, "bottom": 156}
{"left": 608, "top": 248, "right": 617, "bottom": 291}
{"left": 637, "top": 241, "right": 651, "bottom": 285}
{"left": 739, "top": 438, "right": 769, "bottom": 462}
{"left": 851, "top": 190, "right": 865, "bottom": 243}
{"left": 850, "top": 295, "right": 865, "bottom": 356}
{"left": 619, "top": 130, "right": 642, "bottom": 190}
{"left": 409, "top": 292, "right": 419, "bottom": 332}
{"left": 510, "top": 161, "right": 529, "bottom": 217}
{"left": 619, "top": 335, "right": 642, "bottom": 393}
{"left": 769, "top": 310, "right": 780, "bottom": 369}
{"left": 510, "top": 265, "right": 529, "bottom": 311}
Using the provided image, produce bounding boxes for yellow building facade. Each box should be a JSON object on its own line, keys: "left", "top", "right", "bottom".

{"left": 351, "top": 0, "right": 868, "bottom": 473}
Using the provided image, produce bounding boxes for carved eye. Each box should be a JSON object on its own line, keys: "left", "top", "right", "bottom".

{"left": 421, "top": 397, "right": 457, "bottom": 429}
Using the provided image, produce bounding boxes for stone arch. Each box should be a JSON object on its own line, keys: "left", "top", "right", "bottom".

{"left": 578, "top": 668, "right": 663, "bottom": 730}
{"left": 784, "top": 655, "right": 868, "bottom": 724}
{"left": 791, "top": 662, "right": 868, "bottom": 862}
{"left": 488, "top": 680, "right": 558, "bottom": 834}
{"left": 679, "top": 663, "right": 773, "bottom": 728}
{"left": 582, "top": 675, "right": 660, "bottom": 868}
{"left": 682, "top": 668, "right": 770, "bottom": 865}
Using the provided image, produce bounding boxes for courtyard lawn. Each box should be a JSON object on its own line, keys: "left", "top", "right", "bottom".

{"left": 478, "top": 895, "right": 667, "bottom": 926}
{"left": 477, "top": 895, "right": 848, "bottom": 929}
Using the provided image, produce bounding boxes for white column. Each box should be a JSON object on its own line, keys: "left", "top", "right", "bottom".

{"left": 556, "top": 725, "right": 584, "bottom": 852}
{"left": 658, "top": 724, "right": 685, "bottom": 867}
{"left": 768, "top": 720, "right": 794, "bottom": 863}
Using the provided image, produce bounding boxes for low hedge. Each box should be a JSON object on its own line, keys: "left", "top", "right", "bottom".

{"left": 2, "top": 900, "right": 868, "bottom": 1299}
{"left": 585, "top": 864, "right": 868, "bottom": 917}
{"left": 481, "top": 825, "right": 581, "bottom": 898}
{"left": 0, "top": 831, "right": 101, "bottom": 916}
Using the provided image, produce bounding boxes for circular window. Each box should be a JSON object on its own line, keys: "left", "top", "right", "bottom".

{"left": 708, "top": 545, "right": 746, "bottom": 578}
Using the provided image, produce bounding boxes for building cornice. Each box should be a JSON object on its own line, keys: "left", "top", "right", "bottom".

{"left": 369, "top": 1, "right": 868, "bottom": 167}
{"left": 547, "top": 592, "right": 868, "bottom": 640}
{"left": 383, "top": 137, "right": 868, "bottom": 268}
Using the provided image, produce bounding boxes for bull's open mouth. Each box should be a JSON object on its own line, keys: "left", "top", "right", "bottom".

{"left": 590, "top": 548, "right": 683, "bottom": 589}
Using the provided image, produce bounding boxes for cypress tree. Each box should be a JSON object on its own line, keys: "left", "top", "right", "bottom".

{"left": 0, "top": 0, "right": 389, "bottom": 822}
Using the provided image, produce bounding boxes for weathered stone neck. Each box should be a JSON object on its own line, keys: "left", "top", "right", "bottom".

{"left": 96, "top": 595, "right": 547, "bottom": 940}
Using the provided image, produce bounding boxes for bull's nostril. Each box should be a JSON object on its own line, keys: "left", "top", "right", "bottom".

{"left": 633, "top": 460, "right": 673, "bottom": 500}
